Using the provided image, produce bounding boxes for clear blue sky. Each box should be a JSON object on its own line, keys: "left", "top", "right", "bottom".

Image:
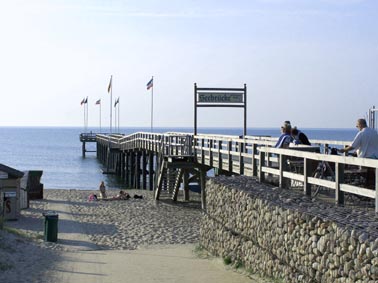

{"left": 0, "top": 0, "right": 377, "bottom": 129}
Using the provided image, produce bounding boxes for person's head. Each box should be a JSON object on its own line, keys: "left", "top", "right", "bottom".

{"left": 291, "top": 127, "right": 299, "bottom": 136}
{"left": 356, "top": 119, "right": 367, "bottom": 131}
{"left": 281, "top": 122, "right": 291, "bottom": 134}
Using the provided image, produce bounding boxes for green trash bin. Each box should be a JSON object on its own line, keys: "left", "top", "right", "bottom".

{"left": 43, "top": 211, "right": 58, "bottom": 242}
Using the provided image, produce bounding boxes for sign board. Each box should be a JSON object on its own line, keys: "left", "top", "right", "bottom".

{"left": 194, "top": 84, "right": 247, "bottom": 136}
{"left": 0, "top": 171, "right": 8, "bottom": 179}
{"left": 197, "top": 92, "right": 243, "bottom": 103}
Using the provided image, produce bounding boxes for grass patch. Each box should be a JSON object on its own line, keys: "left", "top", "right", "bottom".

{"left": 3, "top": 226, "right": 43, "bottom": 240}
{"left": 193, "top": 245, "right": 212, "bottom": 259}
{"left": 234, "top": 260, "right": 244, "bottom": 269}
{"left": 223, "top": 256, "right": 232, "bottom": 265}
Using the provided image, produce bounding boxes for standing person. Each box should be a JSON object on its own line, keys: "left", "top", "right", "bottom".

{"left": 338, "top": 118, "right": 378, "bottom": 158}
{"left": 291, "top": 127, "right": 311, "bottom": 145}
{"left": 99, "top": 181, "right": 107, "bottom": 199}
{"left": 275, "top": 122, "right": 293, "bottom": 148}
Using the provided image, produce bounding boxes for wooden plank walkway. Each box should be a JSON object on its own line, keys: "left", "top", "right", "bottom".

{"left": 87, "top": 132, "right": 378, "bottom": 212}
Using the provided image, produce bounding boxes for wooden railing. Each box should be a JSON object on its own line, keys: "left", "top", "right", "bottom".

{"left": 96, "top": 132, "right": 378, "bottom": 212}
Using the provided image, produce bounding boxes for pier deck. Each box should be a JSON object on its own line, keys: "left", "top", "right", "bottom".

{"left": 82, "top": 131, "right": 378, "bottom": 212}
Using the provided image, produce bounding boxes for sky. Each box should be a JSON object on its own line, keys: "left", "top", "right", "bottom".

{"left": 0, "top": 0, "right": 377, "bottom": 129}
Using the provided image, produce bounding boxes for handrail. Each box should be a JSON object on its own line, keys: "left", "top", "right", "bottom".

{"left": 95, "top": 131, "right": 378, "bottom": 212}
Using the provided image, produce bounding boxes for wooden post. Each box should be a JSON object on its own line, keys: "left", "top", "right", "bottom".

{"left": 304, "top": 158, "right": 315, "bottom": 196}
{"left": 335, "top": 162, "right": 345, "bottom": 206}
{"left": 239, "top": 140, "right": 244, "bottom": 175}
{"left": 129, "top": 152, "right": 135, "bottom": 188}
{"left": 375, "top": 168, "right": 378, "bottom": 213}
{"left": 125, "top": 152, "right": 130, "bottom": 186}
{"left": 279, "top": 154, "right": 287, "bottom": 188}
{"left": 136, "top": 152, "right": 141, "bottom": 189}
{"left": 252, "top": 143, "right": 257, "bottom": 176}
{"left": 200, "top": 168, "right": 207, "bottom": 211}
{"left": 142, "top": 151, "right": 147, "bottom": 189}
{"left": 218, "top": 140, "right": 222, "bottom": 171}
{"left": 183, "top": 170, "right": 189, "bottom": 201}
{"left": 228, "top": 141, "right": 232, "bottom": 172}
{"left": 201, "top": 138, "right": 205, "bottom": 165}
{"left": 209, "top": 139, "right": 213, "bottom": 167}
{"left": 258, "top": 150, "right": 265, "bottom": 182}
{"left": 82, "top": 142, "right": 86, "bottom": 158}
{"left": 149, "top": 152, "right": 154, "bottom": 191}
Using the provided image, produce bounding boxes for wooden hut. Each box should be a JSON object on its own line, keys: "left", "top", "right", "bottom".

{"left": 0, "top": 164, "right": 24, "bottom": 220}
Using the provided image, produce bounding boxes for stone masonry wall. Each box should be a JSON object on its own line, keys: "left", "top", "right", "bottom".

{"left": 200, "top": 176, "right": 378, "bottom": 283}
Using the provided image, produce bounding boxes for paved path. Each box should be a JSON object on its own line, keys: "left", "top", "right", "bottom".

{"left": 46, "top": 200, "right": 258, "bottom": 283}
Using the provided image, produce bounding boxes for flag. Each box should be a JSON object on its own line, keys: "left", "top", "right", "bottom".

{"left": 84, "top": 97, "right": 88, "bottom": 104}
{"left": 108, "top": 76, "right": 112, "bottom": 93}
{"left": 146, "top": 78, "right": 153, "bottom": 90}
{"left": 95, "top": 99, "right": 101, "bottom": 105}
{"left": 114, "top": 97, "right": 119, "bottom": 107}
{"left": 80, "top": 98, "right": 85, "bottom": 105}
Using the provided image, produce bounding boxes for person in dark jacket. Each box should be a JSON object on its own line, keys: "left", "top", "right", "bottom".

{"left": 291, "top": 127, "right": 311, "bottom": 145}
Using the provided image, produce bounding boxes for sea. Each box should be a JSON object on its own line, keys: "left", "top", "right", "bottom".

{"left": 0, "top": 127, "right": 358, "bottom": 191}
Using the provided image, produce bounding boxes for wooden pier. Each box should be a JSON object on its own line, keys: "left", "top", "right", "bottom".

{"left": 82, "top": 132, "right": 378, "bottom": 212}
{"left": 79, "top": 133, "right": 97, "bottom": 157}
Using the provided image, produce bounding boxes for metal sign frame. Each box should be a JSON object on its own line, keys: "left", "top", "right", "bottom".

{"left": 194, "top": 83, "right": 247, "bottom": 136}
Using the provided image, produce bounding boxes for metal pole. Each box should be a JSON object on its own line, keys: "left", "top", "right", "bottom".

{"left": 109, "top": 75, "right": 112, "bottom": 133}
{"left": 244, "top": 83, "right": 247, "bottom": 137}
{"left": 114, "top": 102, "right": 117, "bottom": 133}
{"left": 86, "top": 97, "right": 89, "bottom": 133}
{"left": 194, "top": 83, "right": 197, "bottom": 135}
{"left": 99, "top": 102, "right": 102, "bottom": 133}
{"left": 151, "top": 76, "right": 154, "bottom": 133}
{"left": 118, "top": 100, "right": 120, "bottom": 133}
{"left": 83, "top": 99, "right": 85, "bottom": 133}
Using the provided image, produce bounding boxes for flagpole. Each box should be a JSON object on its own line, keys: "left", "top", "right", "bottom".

{"left": 114, "top": 102, "right": 117, "bottom": 133}
{"left": 151, "top": 76, "right": 154, "bottom": 133}
{"left": 99, "top": 102, "right": 102, "bottom": 133}
{"left": 109, "top": 75, "right": 113, "bottom": 134}
{"left": 85, "top": 96, "right": 88, "bottom": 131}
{"left": 118, "top": 100, "right": 120, "bottom": 133}
{"left": 83, "top": 99, "right": 85, "bottom": 132}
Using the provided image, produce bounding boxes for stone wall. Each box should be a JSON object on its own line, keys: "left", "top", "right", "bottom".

{"left": 200, "top": 176, "right": 378, "bottom": 283}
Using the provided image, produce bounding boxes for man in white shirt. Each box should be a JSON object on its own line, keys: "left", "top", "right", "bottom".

{"left": 339, "top": 119, "right": 378, "bottom": 158}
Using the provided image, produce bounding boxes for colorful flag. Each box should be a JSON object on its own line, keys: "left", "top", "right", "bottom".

{"left": 114, "top": 97, "right": 119, "bottom": 107}
{"left": 146, "top": 78, "right": 153, "bottom": 90}
{"left": 108, "top": 76, "right": 112, "bottom": 93}
{"left": 95, "top": 99, "right": 101, "bottom": 105}
{"left": 80, "top": 98, "right": 85, "bottom": 105}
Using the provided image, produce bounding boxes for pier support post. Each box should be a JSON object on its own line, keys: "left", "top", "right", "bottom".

{"left": 125, "top": 152, "right": 130, "bottom": 187}
{"left": 183, "top": 170, "right": 189, "bottom": 201}
{"left": 149, "top": 152, "right": 154, "bottom": 191}
{"left": 200, "top": 168, "right": 207, "bottom": 211}
{"left": 82, "top": 142, "right": 86, "bottom": 158}
{"left": 136, "top": 152, "right": 141, "bottom": 189}
{"left": 142, "top": 151, "right": 147, "bottom": 189}
{"left": 129, "top": 152, "right": 135, "bottom": 188}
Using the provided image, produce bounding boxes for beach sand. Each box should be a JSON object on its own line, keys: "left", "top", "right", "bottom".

{"left": 1, "top": 189, "right": 270, "bottom": 283}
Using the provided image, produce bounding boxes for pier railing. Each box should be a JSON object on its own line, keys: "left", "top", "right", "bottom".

{"left": 97, "top": 132, "right": 193, "bottom": 157}
{"left": 95, "top": 132, "right": 378, "bottom": 212}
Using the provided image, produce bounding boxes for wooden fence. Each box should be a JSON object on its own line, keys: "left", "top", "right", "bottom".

{"left": 95, "top": 132, "right": 378, "bottom": 212}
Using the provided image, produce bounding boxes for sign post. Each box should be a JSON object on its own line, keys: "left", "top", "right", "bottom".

{"left": 194, "top": 84, "right": 247, "bottom": 136}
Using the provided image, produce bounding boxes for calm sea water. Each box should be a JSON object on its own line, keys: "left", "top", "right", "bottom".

{"left": 0, "top": 127, "right": 357, "bottom": 190}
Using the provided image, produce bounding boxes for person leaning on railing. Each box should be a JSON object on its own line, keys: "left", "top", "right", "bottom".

{"left": 338, "top": 118, "right": 378, "bottom": 188}
{"left": 291, "top": 127, "right": 311, "bottom": 145}
{"left": 275, "top": 122, "right": 293, "bottom": 149}
{"left": 338, "top": 118, "right": 378, "bottom": 159}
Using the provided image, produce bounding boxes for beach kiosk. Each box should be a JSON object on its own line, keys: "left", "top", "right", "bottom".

{"left": 0, "top": 164, "right": 24, "bottom": 220}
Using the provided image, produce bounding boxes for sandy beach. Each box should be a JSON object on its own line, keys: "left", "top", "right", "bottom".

{"left": 0, "top": 189, "right": 269, "bottom": 283}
